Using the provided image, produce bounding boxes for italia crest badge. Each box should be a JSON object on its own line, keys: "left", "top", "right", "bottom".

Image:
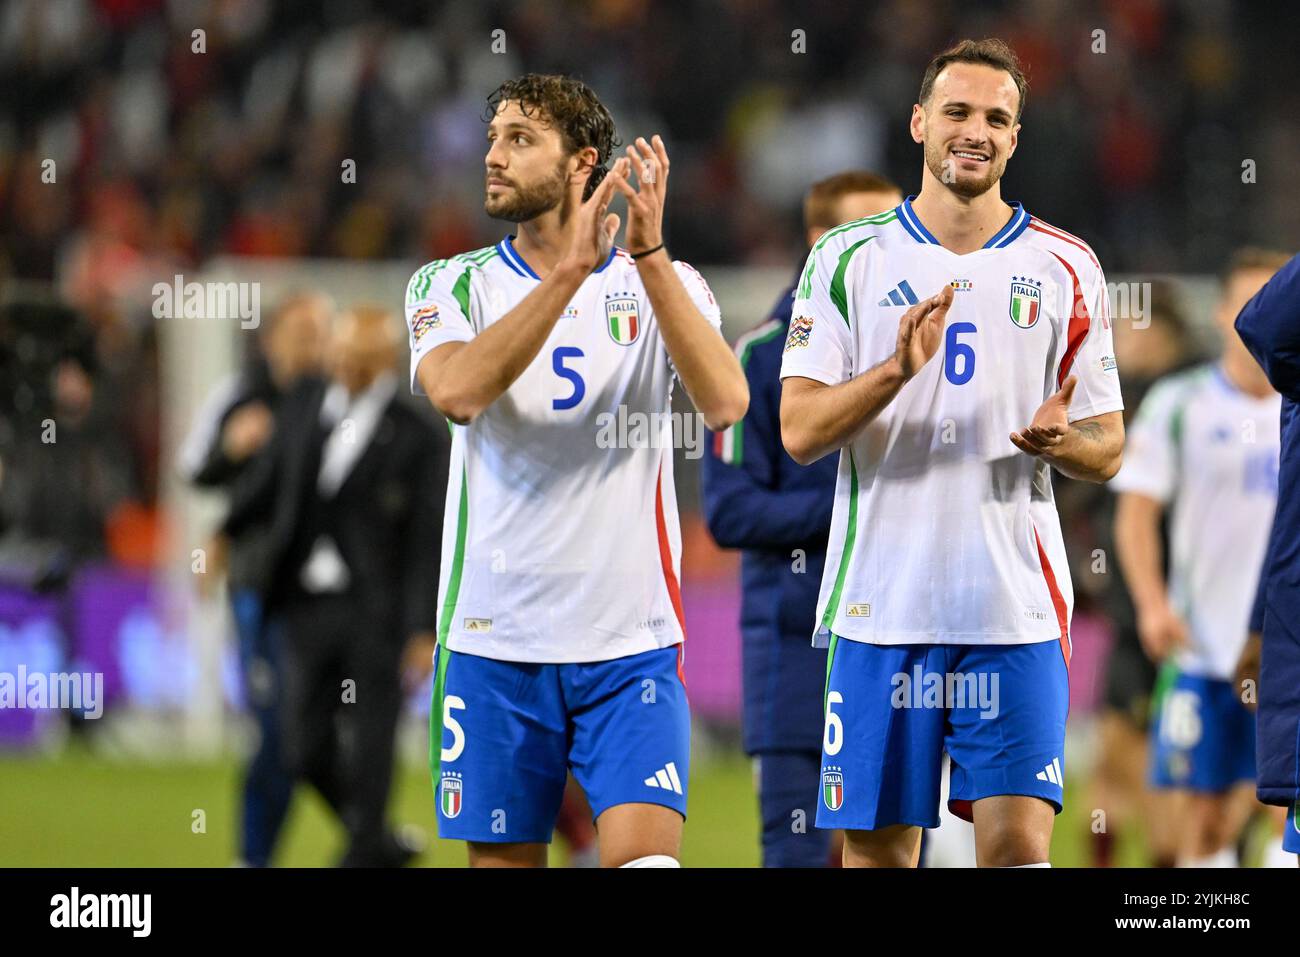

{"left": 605, "top": 295, "right": 640, "bottom": 345}
{"left": 440, "top": 771, "right": 463, "bottom": 819}
{"left": 822, "top": 767, "right": 844, "bottom": 811}
{"left": 1008, "top": 276, "right": 1042, "bottom": 328}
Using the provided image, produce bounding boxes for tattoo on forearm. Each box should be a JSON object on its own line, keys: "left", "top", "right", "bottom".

{"left": 1071, "top": 421, "right": 1105, "bottom": 443}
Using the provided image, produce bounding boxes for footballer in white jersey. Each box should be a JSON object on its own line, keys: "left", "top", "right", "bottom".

{"left": 408, "top": 75, "right": 746, "bottom": 868}
{"left": 407, "top": 239, "right": 720, "bottom": 664}
{"left": 779, "top": 40, "right": 1125, "bottom": 867}
{"left": 782, "top": 198, "right": 1121, "bottom": 649}
{"left": 1113, "top": 249, "right": 1289, "bottom": 867}
{"left": 1115, "top": 365, "right": 1279, "bottom": 680}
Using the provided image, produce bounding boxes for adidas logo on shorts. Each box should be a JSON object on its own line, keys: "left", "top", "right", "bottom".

{"left": 643, "top": 761, "right": 683, "bottom": 795}
{"left": 1035, "top": 757, "right": 1064, "bottom": 786}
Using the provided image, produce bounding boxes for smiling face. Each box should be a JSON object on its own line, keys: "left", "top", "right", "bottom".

{"left": 484, "top": 99, "right": 583, "bottom": 223}
{"left": 912, "top": 62, "right": 1021, "bottom": 199}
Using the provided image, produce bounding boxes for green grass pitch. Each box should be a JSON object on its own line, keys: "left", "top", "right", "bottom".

{"left": 0, "top": 746, "right": 1141, "bottom": 867}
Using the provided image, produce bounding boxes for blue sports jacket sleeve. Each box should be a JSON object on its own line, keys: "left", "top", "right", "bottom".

{"left": 702, "top": 310, "right": 835, "bottom": 551}
{"left": 1236, "top": 252, "right": 1300, "bottom": 401}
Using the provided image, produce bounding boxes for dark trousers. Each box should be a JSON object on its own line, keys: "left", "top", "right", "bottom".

{"left": 231, "top": 588, "right": 295, "bottom": 867}
{"left": 279, "top": 592, "right": 405, "bottom": 866}
{"left": 758, "top": 749, "right": 835, "bottom": 867}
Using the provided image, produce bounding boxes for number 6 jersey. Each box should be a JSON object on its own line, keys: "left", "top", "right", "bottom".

{"left": 779, "top": 198, "right": 1123, "bottom": 650}
{"left": 405, "top": 236, "right": 723, "bottom": 663}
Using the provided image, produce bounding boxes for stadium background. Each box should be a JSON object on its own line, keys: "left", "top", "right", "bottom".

{"left": 2, "top": 0, "right": 1298, "bottom": 866}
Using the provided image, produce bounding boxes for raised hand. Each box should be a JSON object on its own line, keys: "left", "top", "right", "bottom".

{"left": 1011, "top": 375, "right": 1077, "bottom": 458}
{"left": 611, "top": 135, "right": 669, "bottom": 254}
{"left": 220, "top": 401, "right": 273, "bottom": 462}
{"left": 894, "top": 284, "right": 954, "bottom": 379}
{"left": 562, "top": 156, "right": 628, "bottom": 274}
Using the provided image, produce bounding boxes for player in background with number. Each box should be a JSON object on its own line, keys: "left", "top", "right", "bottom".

{"left": 1113, "top": 248, "right": 1289, "bottom": 867}
{"left": 780, "top": 39, "right": 1124, "bottom": 867}
{"left": 702, "top": 171, "right": 902, "bottom": 868}
{"left": 406, "top": 74, "right": 746, "bottom": 868}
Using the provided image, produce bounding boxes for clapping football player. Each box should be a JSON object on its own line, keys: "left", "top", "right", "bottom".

{"left": 780, "top": 39, "right": 1124, "bottom": 867}
{"left": 407, "top": 74, "right": 747, "bottom": 868}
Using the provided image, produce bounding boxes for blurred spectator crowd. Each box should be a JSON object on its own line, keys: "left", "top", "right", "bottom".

{"left": 6, "top": 0, "right": 1300, "bottom": 281}
{"left": 1, "top": 0, "right": 1299, "bottom": 569}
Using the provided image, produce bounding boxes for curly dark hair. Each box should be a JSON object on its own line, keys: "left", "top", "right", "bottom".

{"left": 485, "top": 74, "right": 620, "bottom": 200}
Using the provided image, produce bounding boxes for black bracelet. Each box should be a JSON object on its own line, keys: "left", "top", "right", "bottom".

{"left": 630, "top": 242, "right": 666, "bottom": 260}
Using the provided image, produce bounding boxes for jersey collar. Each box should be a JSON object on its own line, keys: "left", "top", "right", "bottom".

{"left": 896, "top": 195, "right": 1031, "bottom": 250}
{"left": 498, "top": 235, "right": 617, "bottom": 279}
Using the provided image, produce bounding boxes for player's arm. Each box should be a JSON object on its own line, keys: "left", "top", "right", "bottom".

{"left": 1012, "top": 258, "right": 1126, "bottom": 482}
{"left": 611, "top": 136, "right": 747, "bottom": 431}
{"left": 416, "top": 158, "right": 629, "bottom": 425}
{"left": 1050, "top": 410, "right": 1124, "bottom": 482}
{"left": 1109, "top": 381, "right": 1185, "bottom": 661}
{"left": 781, "top": 286, "right": 954, "bottom": 465}
{"left": 1010, "top": 388, "right": 1124, "bottom": 483}
{"left": 1114, "top": 490, "right": 1187, "bottom": 662}
{"left": 1235, "top": 251, "right": 1300, "bottom": 401}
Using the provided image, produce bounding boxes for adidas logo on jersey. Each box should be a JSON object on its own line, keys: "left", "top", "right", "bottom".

{"left": 878, "top": 279, "right": 919, "bottom": 307}
{"left": 1035, "top": 757, "right": 1064, "bottom": 786}
{"left": 643, "top": 761, "right": 683, "bottom": 795}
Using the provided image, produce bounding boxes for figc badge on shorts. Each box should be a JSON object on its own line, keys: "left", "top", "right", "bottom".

{"left": 440, "top": 771, "right": 463, "bottom": 818}
{"left": 822, "top": 767, "right": 844, "bottom": 811}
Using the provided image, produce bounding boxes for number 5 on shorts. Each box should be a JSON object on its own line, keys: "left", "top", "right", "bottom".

{"left": 442, "top": 695, "right": 466, "bottom": 762}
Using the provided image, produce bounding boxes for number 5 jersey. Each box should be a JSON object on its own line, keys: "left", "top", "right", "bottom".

{"left": 405, "top": 236, "right": 723, "bottom": 663}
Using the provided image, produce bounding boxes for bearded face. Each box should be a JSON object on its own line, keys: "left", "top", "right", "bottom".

{"left": 922, "top": 127, "right": 1008, "bottom": 199}
{"left": 484, "top": 157, "right": 569, "bottom": 222}
{"left": 912, "top": 62, "right": 1020, "bottom": 200}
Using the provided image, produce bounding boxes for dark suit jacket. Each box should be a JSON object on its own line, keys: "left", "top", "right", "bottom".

{"left": 224, "top": 375, "right": 450, "bottom": 642}
{"left": 184, "top": 358, "right": 283, "bottom": 591}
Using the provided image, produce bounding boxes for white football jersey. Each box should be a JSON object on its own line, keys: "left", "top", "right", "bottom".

{"left": 780, "top": 198, "right": 1123, "bottom": 650}
{"left": 1111, "top": 364, "right": 1280, "bottom": 679}
{"left": 405, "top": 236, "right": 723, "bottom": 663}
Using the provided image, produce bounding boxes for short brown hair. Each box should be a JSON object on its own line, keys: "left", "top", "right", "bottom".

{"left": 1222, "top": 247, "right": 1292, "bottom": 285}
{"left": 919, "top": 38, "right": 1029, "bottom": 123}
{"left": 486, "top": 73, "right": 620, "bottom": 200}
{"left": 803, "top": 171, "right": 901, "bottom": 232}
